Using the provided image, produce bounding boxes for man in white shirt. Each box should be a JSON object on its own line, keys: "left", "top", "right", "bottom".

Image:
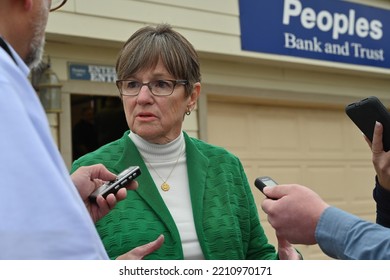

{"left": 0, "top": 0, "right": 162, "bottom": 259}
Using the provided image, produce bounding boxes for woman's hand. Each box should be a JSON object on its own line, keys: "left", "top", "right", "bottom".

{"left": 277, "top": 236, "right": 302, "bottom": 260}
{"left": 116, "top": 235, "right": 165, "bottom": 260}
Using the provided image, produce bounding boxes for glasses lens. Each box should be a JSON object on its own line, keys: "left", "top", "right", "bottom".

{"left": 119, "top": 81, "right": 140, "bottom": 96}
{"left": 150, "top": 80, "right": 174, "bottom": 96}
{"left": 50, "top": 0, "right": 67, "bottom": 12}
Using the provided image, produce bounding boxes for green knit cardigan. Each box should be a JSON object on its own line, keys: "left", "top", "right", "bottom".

{"left": 71, "top": 131, "right": 278, "bottom": 260}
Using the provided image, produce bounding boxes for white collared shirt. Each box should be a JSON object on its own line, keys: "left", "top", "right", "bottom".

{"left": 0, "top": 39, "right": 108, "bottom": 259}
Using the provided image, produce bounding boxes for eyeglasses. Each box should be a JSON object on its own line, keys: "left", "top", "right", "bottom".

{"left": 50, "top": 0, "right": 67, "bottom": 12}
{"left": 116, "top": 79, "right": 189, "bottom": 97}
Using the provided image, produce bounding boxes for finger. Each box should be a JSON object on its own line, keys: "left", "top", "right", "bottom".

{"left": 372, "top": 121, "right": 384, "bottom": 153}
{"left": 276, "top": 235, "right": 289, "bottom": 248}
{"left": 261, "top": 197, "right": 276, "bottom": 214}
{"left": 105, "top": 193, "right": 119, "bottom": 209}
{"left": 114, "top": 188, "right": 128, "bottom": 201}
{"left": 262, "top": 185, "right": 287, "bottom": 199}
{"left": 100, "top": 186, "right": 133, "bottom": 209}
{"left": 95, "top": 195, "right": 111, "bottom": 213}
{"left": 125, "top": 235, "right": 165, "bottom": 260}
{"left": 88, "top": 164, "right": 116, "bottom": 182}
{"left": 126, "top": 180, "right": 138, "bottom": 191}
{"left": 276, "top": 235, "right": 302, "bottom": 260}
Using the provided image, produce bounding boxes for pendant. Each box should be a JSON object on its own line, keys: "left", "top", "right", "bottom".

{"left": 161, "top": 182, "right": 170, "bottom": 191}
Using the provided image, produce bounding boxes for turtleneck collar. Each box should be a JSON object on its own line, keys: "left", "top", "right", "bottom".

{"left": 129, "top": 131, "right": 185, "bottom": 163}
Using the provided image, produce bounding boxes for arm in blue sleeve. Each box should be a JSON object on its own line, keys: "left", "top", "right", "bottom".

{"left": 316, "top": 207, "right": 390, "bottom": 259}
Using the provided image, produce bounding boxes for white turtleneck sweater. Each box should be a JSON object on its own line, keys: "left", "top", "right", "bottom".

{"left": 129, "top": 131, "right": 204, "bottom": 259}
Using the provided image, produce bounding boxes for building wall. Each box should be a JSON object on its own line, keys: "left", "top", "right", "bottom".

{"left": 46, "top": 0, "right": 390, "bottom": 73}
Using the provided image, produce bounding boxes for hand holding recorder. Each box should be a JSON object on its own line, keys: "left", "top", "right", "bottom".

{"left": 261, "top": 183, "right": 329, "bottom": 245}
{"left": 254, "top": 176, "right": 303, "bottom": 259}
{"left": 71, "top": 164, "right": 140, "bottom": 223}
{"left": 254, "top": 176, "right": 278, "bottom": 194}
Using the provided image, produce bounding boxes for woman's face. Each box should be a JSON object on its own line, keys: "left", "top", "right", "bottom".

{"left": 121, "top": 60, "right": 200, "bottom": 144}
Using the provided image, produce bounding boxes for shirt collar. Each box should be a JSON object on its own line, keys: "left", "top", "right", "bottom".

{"left": 0, "top": 36, "right": 30, "bottom": 77}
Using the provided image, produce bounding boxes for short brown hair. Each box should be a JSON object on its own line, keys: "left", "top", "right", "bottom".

{"left": 116, "top": 24, "right": 201, "bottom": 96}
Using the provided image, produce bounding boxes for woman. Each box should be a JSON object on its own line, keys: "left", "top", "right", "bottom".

{"left": 71, "top": 24, "right": 300, "bottom": 260}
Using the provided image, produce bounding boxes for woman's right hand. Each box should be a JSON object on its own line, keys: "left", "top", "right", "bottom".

{"left": 116, "top": 235, "right": 165, "bottom": 260}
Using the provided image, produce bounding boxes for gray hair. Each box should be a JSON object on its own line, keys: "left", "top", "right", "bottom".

{"left": 116, "top": 24, "right": 201, "bottom": 96}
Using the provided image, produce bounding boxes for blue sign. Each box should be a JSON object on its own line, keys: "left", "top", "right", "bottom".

{"left": 239, "top": 0, "right": 388, "bottom": 69}
{"left": 69, "top": 63, "right": 117, "bottom": 82}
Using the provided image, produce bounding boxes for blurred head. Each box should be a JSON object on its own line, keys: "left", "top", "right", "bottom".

{"left": 0, "top": 0, "right": 68, "bottom": 69}
{"left": 116, "top": 24, "right": 201, "bottom": 144}
{"left": 25, "top": 0, "right": 50, "bottom": 69}
{"left": 26, "top": 0, "right": 68, "bottom": 68}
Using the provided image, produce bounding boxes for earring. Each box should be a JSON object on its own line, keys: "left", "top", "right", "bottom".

{"left": 185, "top": 110, "right": 191, "bottom": 116}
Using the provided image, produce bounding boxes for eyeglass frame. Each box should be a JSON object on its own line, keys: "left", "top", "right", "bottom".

{"left": 116, "top": 79, "right": 189, "bottom": 97}
{"left": 50, "top": 0, "right": 68, "bottom": 12}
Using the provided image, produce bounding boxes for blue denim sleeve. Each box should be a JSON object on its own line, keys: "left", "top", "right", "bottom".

{"left": 315, "top": 207, "right": 390, "bottom": 259}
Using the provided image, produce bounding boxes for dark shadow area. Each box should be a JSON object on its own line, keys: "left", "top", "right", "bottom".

{"left": 71, "top": 95, "right": 128, "bottom": 161}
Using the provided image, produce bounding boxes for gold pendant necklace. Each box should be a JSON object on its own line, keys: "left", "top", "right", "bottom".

{"left": 161, "top": 182, "right": 170, "bottom": 192}
{"left": 144, "top": 143, "right": 184, "bottom": 192}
